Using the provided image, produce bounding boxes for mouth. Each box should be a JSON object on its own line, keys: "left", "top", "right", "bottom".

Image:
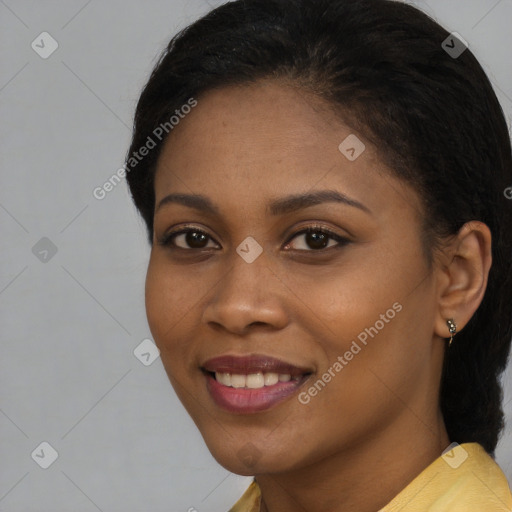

{"left": 201, "top": 354, "right": 313, "bottom": 414}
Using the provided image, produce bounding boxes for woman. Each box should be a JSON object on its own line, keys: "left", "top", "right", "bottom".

{"left": 125, "top": 0, "right": 512, "bottom": 510}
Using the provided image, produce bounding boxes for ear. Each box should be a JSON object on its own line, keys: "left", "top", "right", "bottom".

{"left": 433, "top": 221, "right": 492, "bottom": 340}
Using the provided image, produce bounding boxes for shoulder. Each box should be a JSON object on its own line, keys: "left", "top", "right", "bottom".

{"left": 380, "top": 443, "right": 512, "bottom": 511}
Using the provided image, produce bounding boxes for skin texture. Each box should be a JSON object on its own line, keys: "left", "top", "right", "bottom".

{"left": 145, "top": 80, "right": 492, "bottom": 512}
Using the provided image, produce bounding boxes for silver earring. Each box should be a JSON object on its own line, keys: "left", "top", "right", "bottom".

{"left": 446, "top": 319, "right": 457, "bottom": 346}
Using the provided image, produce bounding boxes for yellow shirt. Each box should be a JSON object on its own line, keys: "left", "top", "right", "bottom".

{"left": 228, "top": 443, "right": 512, "bottom": 511}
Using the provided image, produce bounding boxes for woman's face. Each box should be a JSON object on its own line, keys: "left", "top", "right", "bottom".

{"left": 146, "top": 81, "right": 445, "bottom": 475}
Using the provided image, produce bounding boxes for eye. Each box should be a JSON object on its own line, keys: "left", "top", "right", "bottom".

{"left": 159, "top": 227, "right": 219, "bottom": 250}
{"left": 158, "top": 224, "right": 350, "bottom": 252}
{"left": 284, "top": 226, "right": 350, "bottom": 251}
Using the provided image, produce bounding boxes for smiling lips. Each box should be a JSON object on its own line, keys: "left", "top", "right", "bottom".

{"left": 201, "top": 354, "right": 313, "bottom": 413}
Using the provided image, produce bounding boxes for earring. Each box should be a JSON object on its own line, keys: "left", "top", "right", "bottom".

{"left": 446, "top": 319, "right": 457, "bottom": 346}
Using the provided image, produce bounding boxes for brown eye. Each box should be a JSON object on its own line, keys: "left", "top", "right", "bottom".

{"left": 304, "top": 231, "right": 330, "bottom": 250}
{"left": 183, "top": 230, "right": 209, "bottom": 248}
{"left": 285, "top": 227, "right": 350, "bottom": 251}
{"left": 160, "top": 228, "right": 219, "bottom": 250}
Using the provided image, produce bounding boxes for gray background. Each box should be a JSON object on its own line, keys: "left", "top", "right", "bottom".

{"left": 1, "top": 0, "right": 511, "bottom": 510}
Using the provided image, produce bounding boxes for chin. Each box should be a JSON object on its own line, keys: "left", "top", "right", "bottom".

{"left": 206, "top": 440, "right": 298, "bottom": 476}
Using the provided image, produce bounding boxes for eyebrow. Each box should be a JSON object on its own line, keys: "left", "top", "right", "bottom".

{"left": 155, "top": 189, "right": 371, "bottom": 216}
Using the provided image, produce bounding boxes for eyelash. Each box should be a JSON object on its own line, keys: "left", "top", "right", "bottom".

{"left": 158, "top": 224, "right": 350, "bottom": 252}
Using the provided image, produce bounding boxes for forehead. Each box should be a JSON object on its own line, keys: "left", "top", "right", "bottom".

{"left": 155, "top": 81, "right": 346, "bottom": 178}
{"left": 153, "top": 80, "right": 420, "bottom": 221}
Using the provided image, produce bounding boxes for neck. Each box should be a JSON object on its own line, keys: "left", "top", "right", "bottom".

{"left": 256, "top": 409, "right": 450, "bottom": 512}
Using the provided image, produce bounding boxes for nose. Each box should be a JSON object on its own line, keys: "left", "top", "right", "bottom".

{"left": 202, "top": 253, "right": 289, "bottom": 336}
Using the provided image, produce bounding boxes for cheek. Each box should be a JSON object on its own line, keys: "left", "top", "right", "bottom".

{"left": 289, "top": 245, "right": 433, "bottom": 399}
{"left": 145, "top": 258, "right": 173, "bottom": 343}
{"left": 310, "top": 291, "right": 435, "bottom": 443}
{"left": 278, "top": 249, "right": 413, "bottom": 339}
{"left": 144, "top": 255, "right": 198, "bottom": 362}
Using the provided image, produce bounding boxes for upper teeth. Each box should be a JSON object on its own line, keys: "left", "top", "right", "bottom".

{"left": 215, "top": 372, "right": 298, "bottom": 389}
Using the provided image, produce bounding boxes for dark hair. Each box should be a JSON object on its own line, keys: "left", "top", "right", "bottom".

{"left": 125, "top": 0, "right": 512, "bottom": 453}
